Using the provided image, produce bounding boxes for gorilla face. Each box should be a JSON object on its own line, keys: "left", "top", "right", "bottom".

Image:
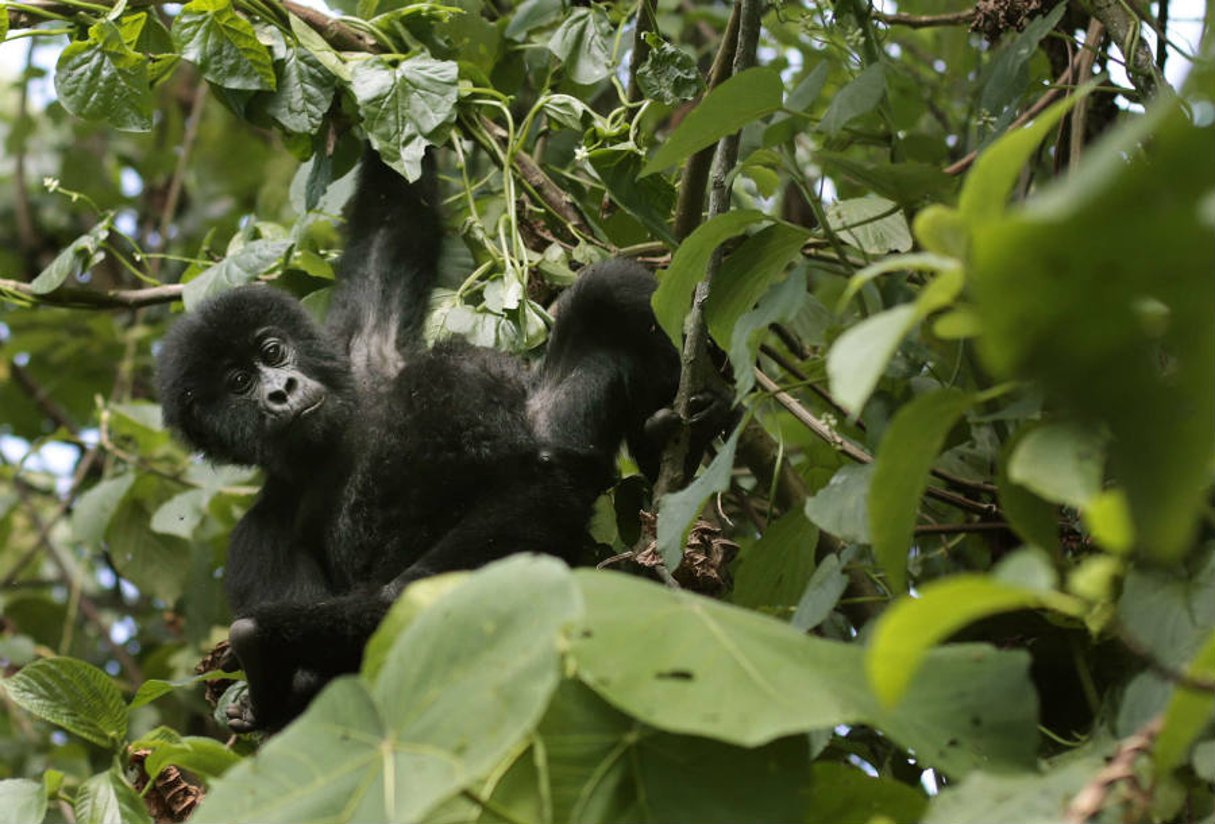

{"left": 158, "top": 286, "right": 354, "bottom": 474}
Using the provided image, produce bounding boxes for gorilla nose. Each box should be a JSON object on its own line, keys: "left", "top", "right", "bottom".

{"left": 267, "top": 376, "right": 297, "bottom": 407}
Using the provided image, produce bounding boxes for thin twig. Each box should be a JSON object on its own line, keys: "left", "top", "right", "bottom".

{"left": 11, "top": 361, "right": 78, "bottom": 433}
{"left": 755, "top": 370, "right": 998, "bottom": 517}
{"left": 914, "top": 522, "right": 1010, "bottom": 535}
{"left": 1069, "top": 19, "right": 1106, "bottom": 169}
{"left": 13, "top": 42, "right": 38, "bottom": 263}
{"left": 871, "top": 9, "right": 975, "bottom": 28}
{"left": 944, "top": 57, "right": 1080, "bottom": 176}
{"left": 653, "top": 0, "right": 760, "bottom": 500}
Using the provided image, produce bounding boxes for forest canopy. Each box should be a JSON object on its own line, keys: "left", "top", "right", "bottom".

{"left": 0, "top": 0, "right": 1212, "bottom": 822}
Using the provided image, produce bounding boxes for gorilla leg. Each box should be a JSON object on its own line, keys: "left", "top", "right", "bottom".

{"left": 531, "top": 258, "right": 732, "bottom": 479}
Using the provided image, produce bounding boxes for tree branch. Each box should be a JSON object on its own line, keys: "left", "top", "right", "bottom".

{"left": 653, "top": 0, "right": 759, "bottom": 499}
{"left": 0, "top": 279, "right": 184, "bottom": 309}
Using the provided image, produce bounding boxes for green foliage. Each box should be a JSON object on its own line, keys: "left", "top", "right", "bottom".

{"left": 1, "top": 2, "right": 1212, "bottom": 822}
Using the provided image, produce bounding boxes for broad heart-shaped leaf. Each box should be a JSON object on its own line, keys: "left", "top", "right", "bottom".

{"left": 704, "top": 222, "right": 811, "bottom": 348}
{"left": 868, "top": 389, "right": 975, "bottom": 592}
{"left": 569, "top": 569, "right": 1039, "bottom": 777}
{"left": 55, "top": 22, "right": 153, "bottom": 132}
{"left": 29, "top": 216, "right": 114, "bottom": 294}
{"left": 173, "top": 0, "right": 276, "bottom": 91}
{"left": 866, "top": 576, "right": 1082, "bottom": 708}
{"left": 265, "top": 44, "right": 336, "bottom": 134}
{"left": 651, "top": 210, "right": 767, "bottom": 345}
{"left": 200, "top": 557, "right": 581, "bottom": 823}
{"left": 546, "top": 6, "right": 614, "bottom": 85}
{"left": 533, "top": 680, "right": 811, "bottom": 824}
{"left": 655, "top": 425, "right": 742, "bottom": 568}
{"left": 352, "top": 55, "right": 458, "bottom": 181}
{"left": 3, "top": 657, "right": 128, "bottom": 749}
{"left": 182, "top": 238, "right": 292, "bottom": 310}
{"left": 819, "top": 63, "right": 885, "bottom": 137}
{"left": 74, "top": 769, "right": 153, "bottom": 824}
{"left": 1155, "top": 628, "right": 1215, "bottom": 774}
{"left": 70, "top": 473, "right": 135, "bottom": 549}
{"left": 641, "top": 67, "right": 784, "bottom": 176}
{"left": 1007, "top": 421, "right": 1105, "bottom": 508}
{"left": 195, "top": 679, "right": 413, "bottom": 823}
{"left": 970, "top": 82, "right": 1213, "bottom": 562}
{"left": 0, "top": 778, "right": 47, "bottom": 824}
{"left": 371, "top": 555, "right": 581, "bottom": 763}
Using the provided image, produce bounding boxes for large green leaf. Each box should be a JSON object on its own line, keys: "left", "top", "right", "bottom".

{"left": 569, "top": 569, "right": 1038, "bottom": 776}
{"left": 351, "top": 55, "right": 458, "bottom": 181}
{"left": 55, "top": 22, "right": 153, "bottom": 132}
{"left": 868, "top": 390, "right": 975, "bottom": 591}
{"left": 804, "top": 762, "right": 927, "bottom": 824}
{"left": 866, "top": 575, "right": 1080, "bottom": 707}
{"left": 726, "top": 269, "right": 808, "bottom": 397}
{"left": 824, "top": 195, "right": 912, "bottom": 255}
{"left": 636, "top": 34, "right": 702, "bottom": 105}
{"left": 704, "top": 222, "right": 810, "bottom": 347}
{"left": 182, "top": 239, "right": 293, "bottom": 310}
{"left": 651, "top": 210, "right": 767, "bottom": 345}
{"left": 29, "top": 217, "right": 114, "bottom": 295}
{"left": 819, "top": 64, "right": 885, "bottom": 137}
{"left": 923, "top": 751, "right": 1106, "bottom": 824}
{"left": 265, "top": 44, "right": 336, "bottom": 134}
{"left": 3, "top": 658, "right": 128, "bottom": 749}
{"left": 199, "top": 556, "right": 580, "bottom": 823}
{"left": 825, "top": 304, "right": 917, "bottom": 415}
{"left": 641, "top": 68, "right": 784, "bottom": 176}
{"left": 1007, "top": 422, "right": 1105, "bottom": 508}
{"left": 535, "top": 680, "right": 810, "bottom": 824}
{"left": 0, "top": 778, "right": 47, "bottom": 824}
{"left": 546, "top": 6, "right": 614, "bottom": 85}
{"left": 74, "top": 769, "right": 153, "bottom": 824}
{"left": 970, "top": 85, "right": 1214, "bottom": 561}
{"left": 70, "top": 473, "right": 136, "bottom": 549}
{"left": 174, "top": 0, "right": 276, "bottom": 91}
{"left": 803, "top": 463, "right": 873, "bottom": 544}
{"left": 731, "top": 509, "right": 817, "bottom": 613}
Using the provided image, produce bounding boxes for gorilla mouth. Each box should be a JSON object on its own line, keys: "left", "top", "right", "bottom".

{"left": 300, "top": 395, "right": 326, "bottom": 418}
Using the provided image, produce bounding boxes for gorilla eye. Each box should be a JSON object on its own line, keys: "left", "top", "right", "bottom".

{"left": 227, "top": 369, "right": 253, "bottom": 395}
{"left": 260, "top": 339, "right": 287, "bottom": 366}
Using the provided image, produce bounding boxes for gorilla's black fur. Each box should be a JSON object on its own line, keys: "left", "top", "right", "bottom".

{"left": 157, "top": 149, "right": 689, "bottom": 731}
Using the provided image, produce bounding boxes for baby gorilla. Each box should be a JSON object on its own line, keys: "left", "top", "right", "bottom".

{"left": 158, "top": 149, "right": 697, "bottom": 731}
